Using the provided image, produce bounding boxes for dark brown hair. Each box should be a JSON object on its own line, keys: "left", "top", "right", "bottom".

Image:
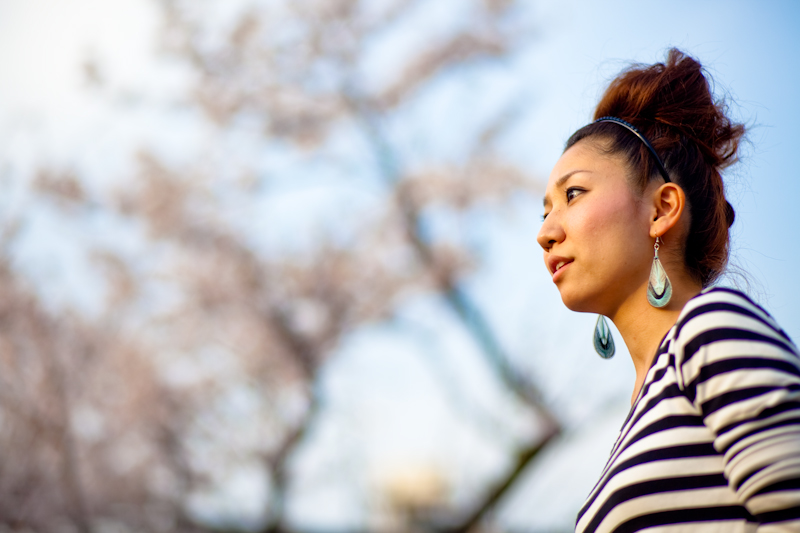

{"left": 566, "top": 48, "right": 745, "bottom": 286}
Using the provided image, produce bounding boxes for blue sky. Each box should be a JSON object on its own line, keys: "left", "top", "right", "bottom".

{"left": 1, "top": 0, "right": 796, "bottom": 336}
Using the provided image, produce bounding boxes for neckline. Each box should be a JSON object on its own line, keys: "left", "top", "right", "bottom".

{"left": 621, "top": 324, "right": 676, "bottom": 428}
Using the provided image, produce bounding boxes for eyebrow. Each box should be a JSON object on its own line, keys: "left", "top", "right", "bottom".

{"left": 542, "top": 170, "right": 589, "bottom": 207}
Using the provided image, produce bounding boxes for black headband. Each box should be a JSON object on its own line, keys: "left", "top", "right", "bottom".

{"left": 594, "top": 116, "right": 671, "bottom": 183}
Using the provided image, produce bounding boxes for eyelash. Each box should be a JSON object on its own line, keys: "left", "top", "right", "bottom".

{"left": 566, "top": 187, "right": 584, "bottom": 202}
{"left": 541, "top": 187, "right": 584, "bottom": 221}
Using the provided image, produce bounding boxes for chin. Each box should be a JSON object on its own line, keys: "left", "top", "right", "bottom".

{"left": 558, "top": 288, "right": 603, "bottom": 315}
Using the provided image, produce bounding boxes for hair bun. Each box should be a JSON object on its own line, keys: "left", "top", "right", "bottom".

{"left": 725, "top": 200, "right": 735, "bottom": 228}
{"left": 594, "top": 49, "right": 745, "bottom": 173}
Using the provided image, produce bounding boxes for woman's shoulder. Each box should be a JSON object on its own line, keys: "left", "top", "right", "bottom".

{"left": 667, "top": 287, "right": 799, "bottom": 394}
{"left": 672, "top": 285, "right": 796, "bottom": 355}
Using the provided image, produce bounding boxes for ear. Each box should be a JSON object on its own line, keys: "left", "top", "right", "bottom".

{"left": 648, "top": 183, "right": 687, "bottom": 238}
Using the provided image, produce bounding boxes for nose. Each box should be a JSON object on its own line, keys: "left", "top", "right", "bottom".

{"left": 537, "top": 209, "right": 565, "bottom": 252}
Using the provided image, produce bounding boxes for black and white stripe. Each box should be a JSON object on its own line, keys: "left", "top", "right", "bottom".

{"left": 576, "top": 288, "right": 800, "bottom": 533}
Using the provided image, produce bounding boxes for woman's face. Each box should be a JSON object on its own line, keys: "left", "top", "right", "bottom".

{"left": 537, "top": 140, "right": 655, "bottom": 316}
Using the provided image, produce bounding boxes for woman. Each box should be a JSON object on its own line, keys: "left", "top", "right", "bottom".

{"left": 538, "top": 49, "right": 800, "bottom": 532}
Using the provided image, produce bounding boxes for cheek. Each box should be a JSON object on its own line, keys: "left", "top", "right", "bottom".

{"left": 574, "top": 195, "right": 637, "bottom": 238}
{"left": 571, "top": 195, "right": 647, "bottom": 264}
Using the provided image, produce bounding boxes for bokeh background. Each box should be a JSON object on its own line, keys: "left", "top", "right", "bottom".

{"left": 0, "top": 0, "right": 798, "bottom": 532}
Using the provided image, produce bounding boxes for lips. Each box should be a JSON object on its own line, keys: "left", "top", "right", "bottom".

{"left": 546, "top": 255, "right": 573, "bottom": 280}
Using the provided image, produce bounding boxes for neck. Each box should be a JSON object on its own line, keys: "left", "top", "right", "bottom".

{"left": 609, "top": 275, "right": 702, "bottom": 405}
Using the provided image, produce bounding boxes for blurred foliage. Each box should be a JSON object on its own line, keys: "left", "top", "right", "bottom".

{"left": 0, "top": 1, "right": 561, "bottom": 532}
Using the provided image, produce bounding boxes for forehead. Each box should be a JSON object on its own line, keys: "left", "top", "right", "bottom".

{"left": 543, "top": 142, "right": 632, "bottom": 206}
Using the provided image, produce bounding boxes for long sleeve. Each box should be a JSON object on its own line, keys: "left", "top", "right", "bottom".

{"left": 673, "top": 288, "right": 800, "bottom": 531}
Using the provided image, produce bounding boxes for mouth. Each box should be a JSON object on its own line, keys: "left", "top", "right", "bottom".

{"left": 547, "top": 256, "right": 573, "bottom": 280}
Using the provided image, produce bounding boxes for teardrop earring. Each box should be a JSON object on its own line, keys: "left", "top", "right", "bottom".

{"left": 647, "top": 236, "right": 673, "bottom": 308}
{"left": 593, "top": 315, "right": 615, "bottom": 359}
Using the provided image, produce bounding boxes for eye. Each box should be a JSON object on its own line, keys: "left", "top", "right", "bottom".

{"left": 541, "top": 211, "right": 549, "bottom": 221}
{"left": 566, "top": 187, "right": 585, "bottom": 202}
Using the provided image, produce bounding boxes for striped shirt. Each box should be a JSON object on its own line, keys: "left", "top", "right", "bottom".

{"left": 576, "top": 287, "right": 800, "bottom": 533}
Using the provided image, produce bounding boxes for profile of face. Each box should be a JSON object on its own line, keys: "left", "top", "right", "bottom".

{"left": 537, "top": 141, "right": 656, "bottom": 316}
